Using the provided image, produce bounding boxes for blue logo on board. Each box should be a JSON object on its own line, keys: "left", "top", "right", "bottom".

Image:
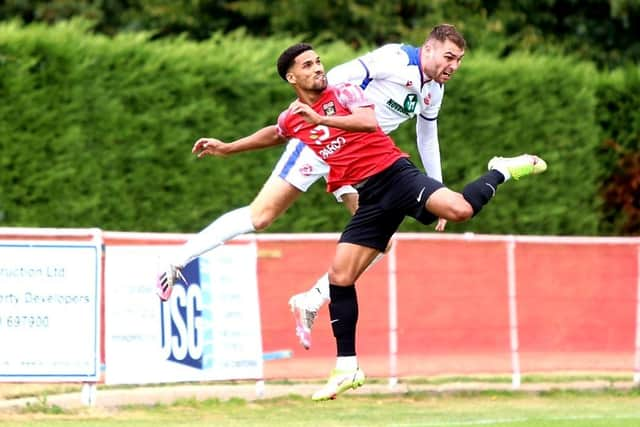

{"left": 160, "top": 259, "right": 213, "bottom": 369}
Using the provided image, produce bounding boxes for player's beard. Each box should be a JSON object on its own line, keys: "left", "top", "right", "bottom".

{"left": 310, "top": 74, "right": 327, "bottom": 92}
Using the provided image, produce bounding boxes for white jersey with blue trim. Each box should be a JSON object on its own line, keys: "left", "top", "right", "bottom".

{"left": 327, "top": 43, "right": 444, "bottom": 182}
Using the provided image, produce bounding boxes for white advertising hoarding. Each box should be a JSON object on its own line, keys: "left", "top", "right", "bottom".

{"left": 0, "top": 241, "right": 101, "bottom": 381}
{"left": 104, "top": 242, "right": 263, "bottom": 384}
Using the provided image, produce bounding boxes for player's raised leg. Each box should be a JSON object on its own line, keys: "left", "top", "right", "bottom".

{"left": 156, "top": 176, "right": 302, "bottom": 301}
{"left": 156, "top": 136, "right": 338, "bottom": 301}
{"left": 426, "top": 153, "right": 547, "bottom": 221}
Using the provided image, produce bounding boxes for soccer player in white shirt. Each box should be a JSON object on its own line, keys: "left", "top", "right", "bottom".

{"left": 284, "top": 25, "right": 467, "bottom": 349}
{"left": 157, "top": 25, "right": 465, "bottom": 326}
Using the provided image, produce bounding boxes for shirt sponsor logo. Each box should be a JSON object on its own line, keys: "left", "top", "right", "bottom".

{"left": 386, "top": 99, "right": 408, "bottom": 115}
{"left": 308, "top": 124, "right": 347, "bottom": 159}
{"left": 403, "top": 94, "right": 418, "bottom": 112}
{"left": 309, "top": 125, "right": 330, "bottom": 142}
{"left": 386, "top": 93, "right": 418, "bottom": 116}
{"left": 319, "top": 136, "right": 347, "bottom": 159}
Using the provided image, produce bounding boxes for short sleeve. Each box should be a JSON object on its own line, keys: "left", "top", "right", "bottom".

{"left": 276, "top": 110, "right": 291, "bottom": 138}
{"left": 335, "top": 83, "right": 373, "bottom": 111}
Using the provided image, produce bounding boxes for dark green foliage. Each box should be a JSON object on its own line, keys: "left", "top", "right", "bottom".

{"left": 2, "top": 1, "right": 639, "bottom": 67}
{"left": 0, "top": 22, "right": 630, "bottom": 235}
{"left": 596, "top": 67, "right": 640, "bottom": 234}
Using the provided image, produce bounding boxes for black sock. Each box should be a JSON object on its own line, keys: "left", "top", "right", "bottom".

{"left": 462, "top": 170, "right": 505, "bottom": 216}
{"left": 329, "top": 284, "right": 358, "bottom": 357}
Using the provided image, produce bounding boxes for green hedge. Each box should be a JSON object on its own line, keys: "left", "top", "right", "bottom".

{"left": 594, "top": 67, "right": 640, "bottom": 234}
{"left": 0, "top": 21, "right": 627, "bottom": 235}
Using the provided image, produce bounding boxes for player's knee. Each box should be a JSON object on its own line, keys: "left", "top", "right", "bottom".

{"left": 445, "top": 201, "right": 474, "bottom": 222}
{"left": 328, "top": 266, "right": 356, "bottom": 286}
{"left": 250, "top": 209, "right": 277, "bottom": 231}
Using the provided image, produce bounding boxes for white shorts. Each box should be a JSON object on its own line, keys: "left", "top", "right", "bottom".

{"left": 271, "top": 139, "right": 356, "bottom": 202}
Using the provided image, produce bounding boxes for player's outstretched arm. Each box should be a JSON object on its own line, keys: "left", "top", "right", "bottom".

{"left": 192, "top": 125, "right": 285, "bottom": 158}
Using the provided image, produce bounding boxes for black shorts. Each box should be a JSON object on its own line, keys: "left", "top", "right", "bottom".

{"left": 339, "top": 158, "right": 445, "bottom": 252}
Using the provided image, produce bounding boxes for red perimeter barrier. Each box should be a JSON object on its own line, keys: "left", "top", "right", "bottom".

{"left": 257, "top": 234, "right": 640, "bottom": 380}
{"left": 9, "top": 229, "right": 636, "bottom": 384}
{"left": 21, "top": 229, "right": 633, "bottom": 381}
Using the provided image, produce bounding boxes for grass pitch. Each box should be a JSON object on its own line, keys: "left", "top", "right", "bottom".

{"left": 1, "top": 388, "right": 639, "bottom": 427}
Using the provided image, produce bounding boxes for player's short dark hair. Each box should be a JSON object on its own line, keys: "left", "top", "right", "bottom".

{"left": 427, "top": 24, "right": 466, "bottom": 50}
{"left": 277, "top": 43, "right": 314, "bottom": 81}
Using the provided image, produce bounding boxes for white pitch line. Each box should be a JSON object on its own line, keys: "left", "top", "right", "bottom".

{"left": 391, "top": 413, "right": 640, "bottom": 427}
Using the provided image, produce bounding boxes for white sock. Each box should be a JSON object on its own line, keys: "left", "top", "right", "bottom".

{"left": 308, "top": 252, "right": 385, "bottom": 306}
{"left": 173, "top": 206, "right": 255, "bottom": 267}
{"left": 308, "top": 273, "right": 331, "bottom": 307}
{"left": 336, "top": 356, "right": 358, "bottom": 371}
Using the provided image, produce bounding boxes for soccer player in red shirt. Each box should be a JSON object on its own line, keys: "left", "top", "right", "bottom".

{"left": 272, "top": 43, "right": 547, "bottom": 400}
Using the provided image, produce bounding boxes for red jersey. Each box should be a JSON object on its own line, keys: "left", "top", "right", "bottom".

{"left": 277, "top": 83, "right": 408, "bottom": 192}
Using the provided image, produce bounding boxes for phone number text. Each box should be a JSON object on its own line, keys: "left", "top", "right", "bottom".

{"left": 0, "top": 315, "right": 49, "bottom": 328}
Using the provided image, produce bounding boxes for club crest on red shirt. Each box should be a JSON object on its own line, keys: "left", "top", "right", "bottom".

{"left": 322, "top": 101, "right": 336, "bottom": 116}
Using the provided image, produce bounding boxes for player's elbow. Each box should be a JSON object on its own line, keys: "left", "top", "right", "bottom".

{"left": 355, "top": 117, "right": 377, "bottom": 132}
{"left": 251, "top": 213, "right": 275, "bottom": 231}
{"left": 249, "top": 207, "right": 278, "bottom": 231}
{"left": 361, "top": 122, "right": 378, "bottom": 132}
{"left": 353, "top": 107, "right": 378, "bottom": 132}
